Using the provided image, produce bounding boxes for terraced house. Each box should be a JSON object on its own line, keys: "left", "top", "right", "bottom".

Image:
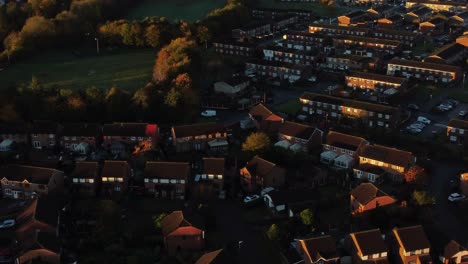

{"left": 171, "top": 123, "right": 228, "bottom": 152}
{"left": 345, "top": 72, "right": 407, "bottom": 94}
{"left": 30, "top": 121, "right": 60, "bottom": 150}
{"left": 387, "top": 58, "right": 462, "bottom": 83}
{"left": 282, "top": 31, "right": 328, "bottom": 50}
{"left": 60, "top": 123, "right": 101, "bottom": 155}
{"left": 446, "top": 119, "right": 468, "bottom": 145}
{"left": 332, "top": 35, "right": 401, "bottom": 54}
{"left": 372, "top": 29, "right": 421, "bottom": 47}
{"left": 213, "top": 41, "right": 255, "bottom": 57}
{"left": 0, "top": 165, "right": 64, "bottom": 199}
{"left": 262, "top": 46, "right": 318, "bottom": 66}
{"left": 102, "top": 122, "right": 158, "bottom": 154}
{"left": 323, "top": 54, "right": 380, "bottom": 71}
{"left": 70, "top": 161, "right": 99, "bottom": 196}
{"left": 101, "top": 160, "right": 131, "bottom": 194}
{"left": 144, "top": 162, "right": 189, "bottom": 200}
{"left": 405, "top": 0, "right": 467, "bottom": 11}
{"left": 320, "top": 131, "right": 369, "bottom": 169}
{"left": 245, "top": 60, "right": 306, "bottom": 83}
{"left": 309, "top": 24, "right": 369, "bottom": 36}
{"left": 299, "top": 93, "right": 401, "bottom": 129}
{"left": 354, "top": 144, "right": 416, "bottom": 182}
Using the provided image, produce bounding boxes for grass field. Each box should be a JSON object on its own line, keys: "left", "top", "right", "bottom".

{"left": 0, "top": 49, "right": 156, "bottom": 91}
{"left": 252, "top": 0, "right": 348, "bottom": 17}
{"left": 127, "top": 0, "right": 226, "bottom": 21}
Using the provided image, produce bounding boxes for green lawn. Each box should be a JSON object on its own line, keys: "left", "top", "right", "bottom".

{"left": 277, "top": 99, "right": 302, "bottom": 116}
{"left": 126, "top": 0, "right": 226, "bottom": 21}
{"left": 252, "top": 0, "right": 348, "bottom": 17}
{"left": 0, "top": 49, "right": 156, "bottom": 91}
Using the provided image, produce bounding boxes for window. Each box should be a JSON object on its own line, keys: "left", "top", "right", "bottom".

{"left": 4, "top": 189, "right": 11, "bottom": 195}
{"left": 108, "top": 177, "right": 115, "bottom": 182}
{"left": 170, "top": 179, "right": 177, "bottom": 184}
{"left": 49, "top": 134, "right": 54, "bottom": 138}
{"left": 153, "top": 179, "right": 158, "bottom": 183}
{"left": 117, "top": 178, "right": 124, "bottom": 182}
{"left": 160, "top": 179, "right": 169, "bottom": 184}
{"left": 88, "top": 179, "right": 94, "bottom": 183}
{"left": 79, "top": 179, "right": 85, "bottom": 183}
{"left": 180, "top": 180, "right": 186, "bottom": 184}
{"left": 131, "top": 137, "right": 136, "bottom": 141}
{"left": 115, "top": 186, "right": 121, "bottom": 192}
{"left": 73, "top": 178, "right": 78, "bottom": 183}
{"left": 144, "top": 178, "right": 149, "bottom": 183}
{"left": 102, "top": 177, "right": 108, "bottom": 182}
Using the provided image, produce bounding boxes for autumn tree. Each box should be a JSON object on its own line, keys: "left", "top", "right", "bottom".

{"left": 152, "top": 213, "right": 167, "bottom": 231}
{"left": 412, "top": 190, "right": 435, "bottom": 206}
{"left": 405, "top": 165, "right": 427, "bottom": 183}
{"left": 299, "top": 209, "right": 314, "bottom": 226}
{"left": 266, "top": 224, "right": 280, "bottom": 240}
{"left": 242, "top": 132, "right": 271, "bottom": 153}
{"left": 144, "top": 24, "right": 161, "bottom": 48}
{"left": 196, "top": 25, "right": 211, "bottom": 49}
{"left": 153, "top": 37, "right": 196, "bottom": 83}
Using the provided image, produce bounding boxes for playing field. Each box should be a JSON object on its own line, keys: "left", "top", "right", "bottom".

{"left": 127, "top": 0, "right": 226, "bottom": 21}
{"left": 253, "top": 0, "right": 348, "bottom": 17}
{"left": 0, "top": 49, "right": 156, "bottom": 91}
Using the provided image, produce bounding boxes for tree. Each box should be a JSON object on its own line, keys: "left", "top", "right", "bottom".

{"left": 242, "top": 132, "right": 270, "bottom": 153}
{"left": 153, "top": 37, "right": 196, "bottom": 83}
{"left": 299, "top": 209, "right": 314, "bottom": 226}
{"left": 196, "top": 25, "right": 211, "bottom": 49}
{"left": 266, "top": 224, "right": 280, "bottom": 240}
{"left": 412, "top": 190, "right": 435, "bottom": 206}
{"left": 164, "top": 87, "right": 182, "bottom": 108}
{"left": 152, "top": 213, "right": 167, "bottom": 231}
{"left": 405, "top": 165, "right": 427, "bottom": 183}
{"left": 144, "top": 24, "right": 161, "bottom": 48}
{"left": 30, "top": 75, "right": 41, "bottom": 91}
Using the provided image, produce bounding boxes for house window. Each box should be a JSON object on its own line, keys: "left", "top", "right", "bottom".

{"left": 117, "top": 178, "right": 124, "bottom": 182}
{"left": 79, "top": 179, "right": 85, "bottom": 183}
{"left": 102, "top": 177, "right": 108, "bottom": 182}
{"left": 170, "top": 179, "right": 177, "bottom": 184}
{"left": 115, "top": 186, "right": 121, "bottom": 192}
{"left": 108, "top": 177, "right": 115, "bottom": 182}
{"left": 160, "top": 179, "right": 169, "bottom": 184}
{"left": 153, "top": 179, "right": 158, "bottom": 183}
{"left": 180, "top": 180, "right": 186, "bottom": 184}
{"left": 144, "top": 179, "right": 149, "bottom": 183}
{"left": 4, "top": 189, "right": 11, "bottom": 195}
{"left": 131, "top": 137, "right": 136, "bottom": 141}
{"left": 73, "top": 178, "right": 78, "bottom": 183}
{"left": 88, "top": 179, "right": 94, "bottom": 183}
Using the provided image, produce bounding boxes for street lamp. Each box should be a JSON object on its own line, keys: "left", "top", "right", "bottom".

{"left": 95, "top": 37, "right": 100, "bottom": 55}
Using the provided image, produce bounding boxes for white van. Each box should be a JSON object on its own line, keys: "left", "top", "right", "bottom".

{"left": 201, "top": 110, "right": 216, "bottom": 117}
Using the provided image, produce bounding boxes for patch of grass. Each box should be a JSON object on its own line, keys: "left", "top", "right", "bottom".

{"left": 126, "top": 0, "right": 226, "bottom": 21}
{"left": 0, "top": 49, "right": 156, "bottom": 91}
{"left": 277, "top": 99, "right": 302, "bottom": 116}
{"left": 252, "top": 0, "right": 348, "bottom": 17}
{"left": 449, "top": 91, "right": 468, "bottom": 103}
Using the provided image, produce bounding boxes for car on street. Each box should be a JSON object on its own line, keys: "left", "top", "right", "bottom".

{"left": 407, "top": 122, "right": 425, "bottom": 129}
{"left": 407, "top": 128, "right": 422, "bottom": 134}
{"left": 201, "top": 110, "right": 217, "bottom": 117}
{"left": 417, "top": 116, "right": 431, "bottom": 124}
{"left": 0, "top": 219, "right": 15, "bottom": 229}
{"left": 448, "top": 193, "right": 465, "bottom": 202}
{"left": 243, "top": 195, "right": 260, "bottom": 204}
{"left": 447, "top": 99, "right": 459, "bottom": 107}
{"left": 440, "top": 103, "right": 453, "bottom": 110}
{"left": 459, "top": 110, "right": 467, "bottom": 118}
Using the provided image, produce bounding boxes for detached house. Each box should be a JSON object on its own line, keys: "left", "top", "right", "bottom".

{"left": 387, "top": 58, "right": 462, "bottom": 83}
{"left": 0, "top": 165, "right": 64, "bottom": 199}
{"left": 441, "top": 240, "right": 468, "bottom": 264}
{"left": 171, "top": 123, "right": 227, "bottom": 152}
{"left": 194, "top": 158, "right": 225, "bottom": 200}
{"left": 144, "top": 161, "right": 189, "bottom": 200}
{"left": 350, "top": 183, "right": 396, "bottom": 214}
{"left": 249, "top": 103, "right": 283, "bottom": 134}
{"left": 446, "top": 119, "right": 468, "bottom": 145}
{"left": 295, "top": 235, "right": 339, "bottom": 264}
{"left": 101, "top": 160, "right": 131, "bottom": 194}
{"left": 70, "top": 161, "right": 99, "bottom": 196}
{"left": 30, "top": 121, "right": 60, "bottom": 150}
{"left": 240, "top": 156, "right": 286, "bottom": 192}
{"left": 349, "top": 229, "right": 389, "bottom": 264}
{"left": 103, "top": 123, "right": 158, "bottom": 154}
{"left": 161, "top": 211, "right": 204, "bottom": 256}
{"left": 60, "top": 123, "right": 101, "bottom": 155}
{"left": 320, "top": 131, "right": 369, "bottom": 169}
{"left": 354, "top": 144, "right": 416, "bottom": 182}
{"left": 393, "top": 225, "right": 432, "bottom": 264}
{"left": 276, "top": 121, "right": 323, "bottom": 152}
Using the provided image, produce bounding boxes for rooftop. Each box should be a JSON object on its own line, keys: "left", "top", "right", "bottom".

{"left": 172, "top": 123, "right": 226, "bottom": 138}
{"left": 351, "top": 183, "right": 392, "bottom": 205}
{"left": 279, "top": 121, "right": 318, "bottom": 140}
{"left": 360, "top": 144, "right": 414, "bottom": 167}
{"left": 388, "top": 58, "right": 462, "bottom": 72}
{"left": 350, "top": 229, "right": 388, "bottom": 256}
{"left": 144, "top": 161, "right": 189, "bottom": 180}
{"left": 393, "top": 225, "right": 431, "bottom": 252}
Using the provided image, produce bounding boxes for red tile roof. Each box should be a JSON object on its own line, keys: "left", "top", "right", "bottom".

{"left": 144, "top": 162, "right": 189, "bottom": 180}
{"left": 245, "top": 156, "right": 285, "bottom": 181}
{"left": 203, "top": 158, "right": 225, "bottom": 175}
{"left": 448, "top": 119, "right": 468, "bottom": 130}
{"left": 0, "top": 165, "right": 62, "bottom": 185}
{"left": 298, "top": 235, "right": 339, "bottom": 262}
{"left": 101, "top": 161, "right": 130, "bottom": 179}
{"left": 249, "top": 103, "right": 282, "bottom": 123}
{"left": 360, "top": 144, "right": 414, "bottom": 167}
{"left": 325, "top": 131, "right": 368, "bottom": 151}
{"left": 70, "top": 162, "right": 98, "bottom": 179}
{"left": 350, "top": 229, "right": 388, "bottom": 256}
{"left": 195, "top": 249, "right": 228, "bottom": 264}
{"left": 393, "top": 225, "right": 431, "bottom": 252}
{"left": 279, "top": 121, "right": 318, "bottom": 140}
{"left": 351, "top": 183, "right": 393, "bottom": 205}
{"left": 168, "top": 226, "right": 203, "bottom": 237}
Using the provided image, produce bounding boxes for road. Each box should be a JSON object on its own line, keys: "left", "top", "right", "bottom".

{"left": 429, "top": 161, "right": 468, "bottom": 244}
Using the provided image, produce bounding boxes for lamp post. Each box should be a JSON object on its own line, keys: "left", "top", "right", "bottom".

{"left": 95, "top": 37, "right": 100, "bottom": 55}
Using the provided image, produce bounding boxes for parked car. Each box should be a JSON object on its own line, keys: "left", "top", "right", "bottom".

{"left": 261, "top": 187, "right": 275, "bottom": 196}
{"left": 447, "top": 99, "right": 459, "bottom": 106}
{"left": 407, "top": 128, "right": 422, "bottom": 134}
{"left": 0, "top": 219, "right": 15, "bottom": 229}
{"left": 417, "top": 116, "right": 431, "bottom": 124}
{"left": 459, "top": 110, "right": 467, "bottom": 118}
{"left": 407, "top": 104, "right": 419, "bottom": 111}
{"left": 440, "top": 103, "right": 453, "bottom": 110}
{"left": 448, "top": 193, "right": 465, "bottom": 202}
{"left": 407, "top": 122, "right": 425, "bottom": 129}
{"left": 243, "top": 195, "right": 260, "bottom": 204}
{"left": 201, "top": 110, "right": 217, "bottom": 117}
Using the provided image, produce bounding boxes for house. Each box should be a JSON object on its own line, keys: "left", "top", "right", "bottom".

{"left": 345, "top": 72, "right": 407, "bottom": 93}
{"left": 283, "top": 31, "right": 328, "bottom": 50}
{"left": 161, "top": 211, "right": 204, "bottom": 256}
{"left": 171, "top": 123, "right": 227, "bottom": 152}
{"left": 332, "top": 35, "right": 402, "bottom": 54}
{"left": 144, "top": 161, "right": 189, "bottom": 200}
{"left": 387, "top": 58, "right": 462, "bottom": 83}
{"left": 232, "top": 23, "right": 271, "bottom": 40}
{"left": 441, "top": 240, "right": 468, "bottom": 264}
{"left": 30, "top": 121, "right": 60, "bottom": 150}
{"left": 349, "top": 229, "right": 389, "bottom": 264}
{"left": 299, "top": 92, "right": 401, "bottom": 129}
{"left": 277, "top": 121, "right": 323, "bottom": 152}
{"left": 350, "top": 183, "right": 396, "bottom": 214}
{"left": 354, "top": 144, "right": 416, "bottom": 182}
{"left": 0, "top": 122, "right": 29, "bottom": 144}
{"left": 240, "top": 155, "right": 286, "bottom": 192}
{"left": 406, "top": 0, "right": 467, "bottom": 12}
{"left": 419, "top": 17, "right": 446, "bottom": 33}
{"left": 272, "top": 15, "right": 298, "bottom": 32}
{"left": 367, "top": 5, "right": 398, "bottom": 18}
{"left": 425, "top": 43, "right": 466, "bottom": 65}
{"left": 350, "top": 0, "right": 387, "bottom": 5}
{"left": 70, "top": 161, "right": 99, "bottom": 196}
{"left": 322, "top": 54, "right": 380, "bottom": 71}
{"left": 195, "top": 249, "right": 233, "bottom": 264}
{"left": 377, "top": 14, "right": 404, "bottom": 29}
{"left": 460, "top": 173, "right": 468, "bottom": 196}
{"left": 194, "top": 158, "right": 225, "bottom": 200}
{"left": 251, "top": 8, "right": 315, "bottom": 21}
{"left": 262, "top": 46, "right": 318, "bottom": 66}
{"left": 248, "top": 103, "right": 283, "bottom": 134}
{"left": 103, "top": 122, "right": 158, "bottom": 154}
{"left": 263, "top": 188, "right": 316, "bottom": 217}
{"left": 214, "top": 77, "right": 250, "bottom": 96}
{"left": 457, "top": 33, "right": 468, "bottom": 47}
{"left": 245, "top": 60, "right": 306, "bottom": 83}
{"left": 393, "top": 225, "right": 432, "bottom": 264}
{"left": 60, "top": 123, "right": 100, "bottom": 154}
{"left": 320, "top": 131, "right": 369, "bottom": 169}
{"left": 295, "top": 235, "right": 339, "bottom": 264}
{"left": 405, "top": 6, "right": 433, "bottom": 23}
{"left": 309, "top": 24, "right": 369, "bottom": 36}
{"left": 372, "top": 29, "right": 421, "bottom": 47}
{"left": 213, "top": 41, "right": 256, "bottom": 57}
{"left": 0, "top": 165, "right": 64, "bottom": 199}
{"left": 446, "top": 119, "right": 468, "bottom": 145}
{"left": 449, "top": 11, "right": 468, "bottom": 27}
{"left": 101, "top": 160, "right": 131, "bottom": 194}
{"left": 338, "top": 10, "right": 368, "bottom": 25}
